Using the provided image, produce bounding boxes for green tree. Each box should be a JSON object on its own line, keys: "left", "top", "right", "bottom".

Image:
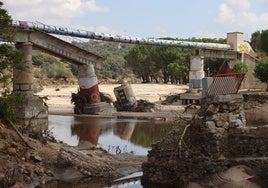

{"left": 0, "top": 1, "right": 23, "bottom": 88}
{"left": 0, "top": 1, "right": 24, "bottom": 121}
{"left": 250, "top": 31, "right": 261, "bottom": 52}
{"left": 232, "top": 61, "right": 248, "bottom": 73}
{"left": 0, "top": 1, "right": 14, "bottom": 42}
{"left": 260, "top": 30, "right": 268, "bottom": 53}
{"left": 125, "top": 45, "right": 155, "bottom": 83}
{"left": 152, "top": 46, "right": 180, "bottom": 83}
{"left": 254, "top": 59, "right": 268, "bottom": 90}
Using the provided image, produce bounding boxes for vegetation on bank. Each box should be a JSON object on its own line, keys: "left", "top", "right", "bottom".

{"left": 254, "top": 58, "right": 268, "bottom": 90}
{"left": 0, "top": 1, "right": 25, "bottom": 121}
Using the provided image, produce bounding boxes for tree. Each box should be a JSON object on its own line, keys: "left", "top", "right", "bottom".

{"left": 251, "top": 29, "right": 268, "bottom": 54}
{"left": 232, "top": 61, "right": 248, "bottom": 73}
{"left": 260, "top": 30, "right": 268, "bottom": 54}
{"left": 0, "top": 1, "right": 23, "bottom": 88}
{"left": 167, "top": 63, "right": 188, "bottom": 84}
{"left": 254, "top": 59, "right": 268, "bottom": 90}
{"left": 0, "top": 1, "right": 14, "bottom": 42}
{"left": 0, "top": 1, "right": 24, "bottom": 121}
{"left": 250, "top": 31, "right": 261, "bottom": 52}
{"left": 152, "top": 46, "right": 180, "bottom": 83}
{"left": 125, "top": 45, "right": 155, "bottom": 83}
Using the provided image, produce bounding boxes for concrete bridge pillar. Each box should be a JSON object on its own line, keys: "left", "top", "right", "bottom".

{"left": 13, "top": 42, "right": 48, "bottom": 133}
{"left": 77, "top": 62, "right": 101, "bottom": 104}
{"left": 77, "top": 62, "right": 103, "bottom": 114}
{"left": 189, "top": 55, "right": 205, "bottom": 93}
{"left": 13, "top": 42, "right": 34, "bottom": 94}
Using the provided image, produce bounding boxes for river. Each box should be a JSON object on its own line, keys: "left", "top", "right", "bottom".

{"left": 46, "top": 115, "right": 182, "bottom": 187}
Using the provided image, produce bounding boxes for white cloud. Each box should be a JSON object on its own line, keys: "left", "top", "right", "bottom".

{"left": 2, "top": 0, "right": 109, "bottom": 26}
{"left": 217, "top": 3, "right": 235, "bottom": 24}
{"left": 236, "top": 11, "right": 258, "bottom": 27}
{"left": 84, "top": 0, "right": 109, "bottom": 12}
{"left": 216, "top": 0, "right": 268, "bottom": 31}
{"left": 259, "top": 0, "right": 268, "bottom": 3}
{"left": 227, "top": 0, "right": 250, "bottom": 11}
{"left": 260, "top": 13, "right": 268, "bottom": 27}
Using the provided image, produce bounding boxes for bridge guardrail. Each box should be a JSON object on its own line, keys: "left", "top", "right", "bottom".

{"left": 206, "top": 73, "right": 245, "bottom": 97}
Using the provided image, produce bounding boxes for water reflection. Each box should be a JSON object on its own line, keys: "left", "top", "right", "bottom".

{"left": 48, "top": 115, "right": 181, "bottom": 156}
{"left": 71, "top": 117, "right": 102, "bottom": 148}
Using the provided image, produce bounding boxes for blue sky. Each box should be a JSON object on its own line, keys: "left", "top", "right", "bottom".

{"left": 2, "top": 0, "right": 268, "bottom": 40}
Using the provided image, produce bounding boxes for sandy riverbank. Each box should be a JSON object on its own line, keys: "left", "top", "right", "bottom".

{"left": 36, "top": 83, "right": 189, "bottom": 113}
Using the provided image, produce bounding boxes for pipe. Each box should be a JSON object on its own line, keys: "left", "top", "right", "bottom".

{"left": 12, "top": 20, "right": 232, "bottom": 50}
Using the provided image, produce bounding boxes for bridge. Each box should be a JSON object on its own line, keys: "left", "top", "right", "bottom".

{"left": 12, "top": 20, "right": 248, "bottom": 95}
{"left": 6, "top": 20, "right": 260, "bottom": 129}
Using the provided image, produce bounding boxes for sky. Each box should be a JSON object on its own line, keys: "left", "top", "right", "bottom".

{"left": 2, "top": 0, "right": 268, "bottom": 40}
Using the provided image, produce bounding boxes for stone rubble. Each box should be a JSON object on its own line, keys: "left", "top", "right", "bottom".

{"left": 142, "top": 94, "right": 268, "bottom": 187}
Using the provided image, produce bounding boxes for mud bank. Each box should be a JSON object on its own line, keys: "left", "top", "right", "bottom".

{"left": 0, "top": 120, "right": 146, "bottom": 187}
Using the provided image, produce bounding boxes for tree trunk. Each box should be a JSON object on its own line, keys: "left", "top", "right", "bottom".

{"left": 57, "top": 147, "right": 117, "bottom": 177}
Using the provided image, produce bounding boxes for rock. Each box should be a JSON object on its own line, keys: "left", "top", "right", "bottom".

{"left": 24, "top": 152, "right": 31, "bottom": 160}
{"left": 206, "top": 104, "right": 219, "bottom": 115}
{"left": 35, "top": 167, "right": 45, "bottom": 176}
{"left": 7, "top": 147, "right": 17, "bottom": 155}
{"left": 256, "top": 125, "right": 268, "bottom": 137}
{"left": 100, "top": 92, "right": 114, "bottom": 103}
{"left": 206, "top": 121, "right": 216, "bottom": 133}
{"left": 32, "top": 155, "right": 42, "bottom": 162}
{"left": 214, "top": 113, "right": 229, "bottom": 127}
{"left": 45, "top": 170, "right": 54, "bottom": 177}
{"left": 229, "top": 119, "right": 242, "bottom": 128}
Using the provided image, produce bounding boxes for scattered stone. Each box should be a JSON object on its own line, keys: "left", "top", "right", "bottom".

{"left": 161, "top": 94, "right": 180, "bottom": 105}
{"left": 114, "top": 99, "right": 155, "bottom": 112}
{"left": 7, "top": 147, "right": 17, "bottom": 155}
{"left": 32, "top": 155, "right": 42, "bottom": 162}
{"left": 45, "top": 170, "right": 54, "bottom": 177}
{"left": 35, "top": 167, "right": 45, "bottom": 176}
{"left": 142, "top": 94, "right": 268, "bottom": 187}
{"left": 100, "top": 92, "right": 114, "bottom": 104}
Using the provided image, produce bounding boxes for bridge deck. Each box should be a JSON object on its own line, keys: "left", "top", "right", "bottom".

{"left": 14, "top": 28, "right": 104, "bottom": 66}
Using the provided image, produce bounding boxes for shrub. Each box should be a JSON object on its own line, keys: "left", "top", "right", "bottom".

{"left": 41, "top": 62, "right": 73, "bottom": 79}
{"left": 0, "top": 90, "right": 24, "bottom": 121}
{"left": 254, "top": 59, "right": 268, "bottom": 90}
{"left": 232, "top": 61, "right": 248, "bottom": 73}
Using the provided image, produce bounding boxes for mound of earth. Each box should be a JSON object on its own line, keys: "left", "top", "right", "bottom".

{"left": 0, "top": 120, "right": 145, "bottom": 187}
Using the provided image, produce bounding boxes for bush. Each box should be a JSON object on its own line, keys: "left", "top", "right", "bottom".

{"left": 0, "top": 91, "right": 24, "bottom": 121}
{"left": 232, "top": 61, "right": 248, "bottom": 73}
{"left": 254, "top": 59, "right": 268, "bottom": 90}
{"left": 41, "top": 62, "right": 74, "bottom": 79}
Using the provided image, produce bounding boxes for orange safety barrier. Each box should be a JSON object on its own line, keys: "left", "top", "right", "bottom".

{"left": 206, "top": 73, "right": 245, "bottom": 97}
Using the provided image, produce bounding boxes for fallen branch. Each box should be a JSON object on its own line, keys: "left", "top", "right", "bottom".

{"left": 178, "top": 124, "right": 191, "bottom": 158}
{"left": 8, "top": 120, "right": 35, "bottom": 150}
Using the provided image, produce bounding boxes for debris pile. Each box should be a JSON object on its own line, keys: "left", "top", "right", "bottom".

{"left": 114, "top": 99, "right": 155, "bottom": 112}
{"left": 142, "top": 94, "right": 268, "bottom": 187}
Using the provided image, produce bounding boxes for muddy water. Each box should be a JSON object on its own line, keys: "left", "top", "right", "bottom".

{"left": 47, "top": 115, "right": 181, "bottom": 187}
{"left": 48, "top": 115, "right": 180, "bottom": 156}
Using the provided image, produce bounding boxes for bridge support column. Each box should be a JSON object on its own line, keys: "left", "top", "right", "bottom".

{"left": 13, "top": 42, "right": 34, "bottom": 93}
{"left": 77, "top": 62, "right": 102, "bottom": 114}
{"left": 189, "top": 55, "right": 205, "bottom": 93}
{"left": 13, "top": 42, "right": 48, "bottom": 133}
